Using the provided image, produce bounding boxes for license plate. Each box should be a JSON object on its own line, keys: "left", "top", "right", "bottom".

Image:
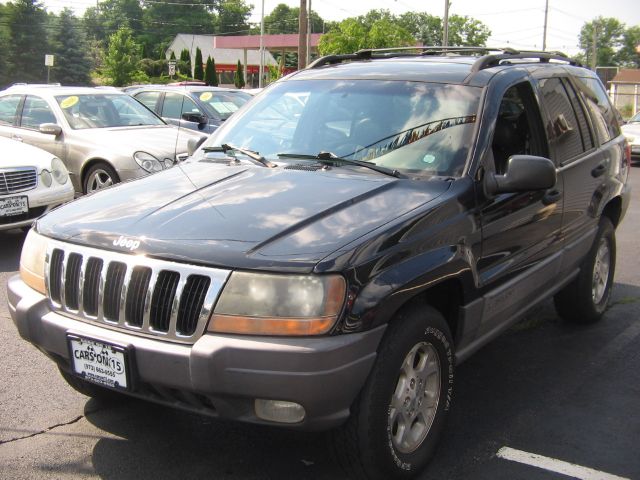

{"left": 0, "top": 195, "right": 28, "bottom": 217}
{"left": 68, "top": 335, "right": 129, "bottom": 390}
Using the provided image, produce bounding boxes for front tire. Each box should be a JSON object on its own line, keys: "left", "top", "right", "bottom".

{"left": 554, "top": 217, "right": 616, "bottom": 323}
{"left": 331, "top": 306, "right": 454, "bottom": 479}
{"left": 83, "top": 162, "right": 119, "bottom": 194}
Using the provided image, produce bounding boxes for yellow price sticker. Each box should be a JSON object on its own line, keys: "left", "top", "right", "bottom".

{"left": 60, "top": 96, "right": 79, "bottom": 109}
{"left": 199, "top": 92, "right": 213, "bottom": 101}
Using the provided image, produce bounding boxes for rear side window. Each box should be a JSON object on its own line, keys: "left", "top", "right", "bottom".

{"left": 0, "top": 95, "right": 22, "bottom": 126}
{"left": 134, "top": 91, "right": 161, "bottom": 112}
{"left": 574, "top": 77, "right": 619, "bottom": 144}
{"left": 538, "top": 77, "right": 585, "bottom": 162}
{"left": 21, "top": 96, "right": 57, "bottom": 129}
{"left": 162, "top": 93, "right": 202, "bottom": 119}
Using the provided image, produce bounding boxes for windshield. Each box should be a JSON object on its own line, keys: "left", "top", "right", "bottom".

{"left": 195, "top": 90, "right": 252, "bottom": 120}
{"left": 200, "top": 79, "right": 481, "bottom": 177}
{"left": 55, "top": 93, "right": 166, "bottom": 130}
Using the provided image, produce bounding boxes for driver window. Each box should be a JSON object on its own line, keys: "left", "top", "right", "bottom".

{"left": 21, "top": 96, "right": 56, "bottom": 129}
{"left": 491, "top": 82, "right": 546, "bottom": 174}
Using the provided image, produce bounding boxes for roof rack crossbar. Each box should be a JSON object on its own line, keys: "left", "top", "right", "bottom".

{"left": 471, "top": 51, "right": 579, "bottom": 72}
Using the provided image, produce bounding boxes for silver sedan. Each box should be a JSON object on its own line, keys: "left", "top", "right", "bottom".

{"left": 0, "top": 86, "right": 206, "bottom": 194}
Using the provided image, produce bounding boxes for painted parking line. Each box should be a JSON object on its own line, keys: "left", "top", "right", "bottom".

{"left": 496, "top": 447, "right": 630, "bottom": 480}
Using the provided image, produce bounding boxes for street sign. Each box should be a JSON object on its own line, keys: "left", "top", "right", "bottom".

{"left": 45, "top": 55, "right": 54, "bottom": 67}
{"left": 168, "top": 59, "right": 176, "bottom": 76}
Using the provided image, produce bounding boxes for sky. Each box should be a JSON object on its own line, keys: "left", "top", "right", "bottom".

{"left": 39, "top": 0, "right": 640, "bottom": 56}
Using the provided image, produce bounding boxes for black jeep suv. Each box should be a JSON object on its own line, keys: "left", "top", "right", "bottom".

{"left": 8, "top": 47, "right": 631, "bottom": 479}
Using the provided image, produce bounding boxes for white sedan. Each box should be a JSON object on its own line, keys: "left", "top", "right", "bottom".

{"left": 622, "top": 112, "right": 640, "bottom": 159}
{"left": 1, "top": 136, "right": 74, "bottom": 231}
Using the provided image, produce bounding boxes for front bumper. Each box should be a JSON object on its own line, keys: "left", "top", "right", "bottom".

{"left": 0, "top": 184, "right": 74, "bottom": 231}
{"left": 7, "top": 275, "right": 384, "bottom": 430}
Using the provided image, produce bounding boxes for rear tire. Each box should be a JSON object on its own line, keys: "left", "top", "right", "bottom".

{"left": 554, "top": 217, "right": 616, "bottom": 324}
{"left": 58, "top": 367, "right": 125, "bottom": 403}
{"left": 331, "top": 305, "right": 454, "bottom": 479}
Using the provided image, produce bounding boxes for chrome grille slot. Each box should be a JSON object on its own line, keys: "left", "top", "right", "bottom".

{"left": 177, "top": 275, "right": 211, "bottom": 336}
{"left": 150, "top": 271, "right": 180, "bottom": 332}
{"left": 64, "top": 253, "right": 83, "bottom": 310}
{"left": 49, "top": 249, "right": 64, "bottom": 304}
{"left": 0, "top": 168, "right": 37, "bottom": 194}
{"left": 45, "top": 241, "right": 230, "bottom": 344}
{"left": 103, "top": 262, "right": 127, "bottom": 322}
{"left": 125, "top": 266, "right": 151, "bottom": 327}
{"left": 83, "top": 258, "right": 103, "bottom": 316}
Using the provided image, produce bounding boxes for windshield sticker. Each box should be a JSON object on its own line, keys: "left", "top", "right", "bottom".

{"left": 60, "top": 96, "right": 79, "bottom": 109}
{"left": 199, "top": 92, "right": 213, "bottom": 101}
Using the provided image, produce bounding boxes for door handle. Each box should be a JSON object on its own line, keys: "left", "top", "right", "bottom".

{"left": 542, "top": 189, "right": 562, "bottom": 205}
{"left": 12, "top": 135, "right": 23, "bottom": 142}
{"left": 591, "top": 163, "right": 607, "bottom": 178}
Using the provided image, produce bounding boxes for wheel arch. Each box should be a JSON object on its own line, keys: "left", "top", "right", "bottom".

{"left": 80, "top": 158, "right": 118, "bottom": 189}
{"left": 601, "top": 196, "right": 622, "bottom": 228}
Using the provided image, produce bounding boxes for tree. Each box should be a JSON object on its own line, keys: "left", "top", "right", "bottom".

{"left": 205, "top": 56, "right": 219, "bottom": 86}
{"left": 49, "top": 8, "right": 93, "bottom": 85}
{"left": 7, "top": 0, "right": 50, "bottom": 83}
{"left": 262, "top": 3, "right": 324, "bottom": 34}
{"left": 179, "top": 48, "right": 191, "bottom": 76}
{"left": 616, "top": 25, "right": 640, "bottom": 68}
{"left": 578, "top": 17, "right": 625, "bottom": 67}
{"left": 318, "top": 18, "right": 414, "bottom": 55}
{"left": 215, "top": 0, "right": 252, "bottom": 34}
{"left": 234, "top": 60, "right": 245, "bottom": 88}
{"left": 194, "top": 47, "right": 204, "bottom": 80}
{"left": 0, "top": 4, "right": 12, "bottom": 86}
{"left": 103, "top": 26, "right": 141, "bottom": 86}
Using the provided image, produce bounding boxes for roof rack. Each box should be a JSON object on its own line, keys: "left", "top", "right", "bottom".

{"left": 306, "top": 46, "right": 580, "bottom": 70}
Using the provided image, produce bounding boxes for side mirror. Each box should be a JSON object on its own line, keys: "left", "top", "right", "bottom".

{"left": 39, "top": 123, "right": 62, "bottom": 136}
{"left": 187, "top": 136, "right": 208, "bottom": 156}
{"left": 182, "top": 112, "right": 207, "bottom": 125}
{"left": 485, "top": 155, "right": 556, "bottom": 195}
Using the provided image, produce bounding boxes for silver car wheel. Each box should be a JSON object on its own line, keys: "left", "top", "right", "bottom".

{"left": 87, "top": 169, "right": 114, "bottom": 192}
{"left": 592, "top": 237, "right": 611, "bottom": 304}
{"left": 388, "top": 341, "right": 441, "bottom": 454}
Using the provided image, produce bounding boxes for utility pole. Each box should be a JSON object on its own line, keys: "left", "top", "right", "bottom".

{"left": 591, "top": 24, "right": 598, "bottom": 71}
{"left": 306, "top": 0, "right": 312, "bottom": 65}
{"left": 443, "top": 0, "right": 450, "bottom": 47}
{"left": 542, "top": 0, "right": 549, "bottom": 51}
{"left": 298, "top": 0, "right": 308, "bottom": 69}
{"left": 259, "top": 0, "right": 265, "bottom": 87}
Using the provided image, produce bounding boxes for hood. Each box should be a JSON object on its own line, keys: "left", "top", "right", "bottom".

{"left": 1, "top": 136, "right": 58, "bottom": 169}
{"left": 72, "top": 125, "right": 204, "bottom": 157}
{"left": 37, "top": 161, "right": 449, "bottom": 272}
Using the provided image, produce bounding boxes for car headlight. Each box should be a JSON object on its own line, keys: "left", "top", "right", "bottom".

{"left": 40, "top": 169, "right": 52, "bottom": 187}
{"left": 20, "top": 229, "right": 48, "bottom": 294}
{"left": 134, "top": 151, "right": 164, "bottom": 173}
{"left": 51, "top": 157, "right": 69, "bottom": 184}
{"left": 208, "top": 272, "right": 346, "bottom": 336}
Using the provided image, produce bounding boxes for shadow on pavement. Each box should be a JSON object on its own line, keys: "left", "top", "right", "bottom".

{"left": 0, "top": 228, "right": 27, "bottom": 273}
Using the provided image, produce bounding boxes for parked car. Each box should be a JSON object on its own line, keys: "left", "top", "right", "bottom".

{"left": 0, "top": 136, "right": 74, "bottom": 231}
{"left": 8, "top": 48, "right": 630, "bottom": 479}
{"left": 621, "top": 111, "right": 640, "bottom": 159}
{"left": 129, "top": 85, "right": 252, "bottom": 134}
{"left": 0, "top": 86, "right": 204, "bottom": 194}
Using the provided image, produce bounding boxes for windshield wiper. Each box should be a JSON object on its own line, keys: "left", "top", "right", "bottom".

{"left": 277, "top": 152, "right": 403, "bottom": 178}
{"left": 202, "top": 144, "right": 276, "bottom": 168}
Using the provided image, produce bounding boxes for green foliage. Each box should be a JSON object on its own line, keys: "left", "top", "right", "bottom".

{"left": 205, "top": 56, "right": 219, "bottom": 86}
{"left": 170, "top": 50, "right": 176, "bottom": 60}
{"left": 215, "top": 0, "right": 252, "bottom": 34}
{"left": 49, "top": 8, "right": 93, "bottom": 85}
{"left": 617, "top": 25, "right": 640, "bottom": 68}
{"left": 7, "top": 0, "right": 50, "bottom": 83}
{"left": 234, "top": 60, "right": 245, "bottom": 88}
{"left": 262, "top": 3, "right": 324, "bottom": 34}
{"left": 579, "top": 17, "right": 626, "bottom": 67}
{"left": 194, "top": 47, "right": 204, "bottom": 80}
{"left": 318, "top": 17, "right": 414, "bottom": 55}
{"left": 179, "top": 49, "right": 191, "bottom": 75}
{"left": 139, "top": 58, "right": 168, "bottom": 77}
{"left": 103, "top": 26, "right": 141, "bottom": 86}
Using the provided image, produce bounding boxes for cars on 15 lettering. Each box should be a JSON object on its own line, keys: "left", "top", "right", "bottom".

{"left": 8, "top": 47, "right": 630, "bottom": 480}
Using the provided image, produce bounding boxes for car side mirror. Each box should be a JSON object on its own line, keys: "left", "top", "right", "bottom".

{"left": 187, "top": 136, "right": 208, "bottom": 156}
{"left": 182, "top": 112, "right": 207, "bottom": 125}
{"left": 39, "top": 123, "right": 62, "bottom": 136}
{"left": 485, "top": 155, "right": 556, "bottom": 195}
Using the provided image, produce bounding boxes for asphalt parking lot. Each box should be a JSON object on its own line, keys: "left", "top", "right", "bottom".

{"left": 1, "top": 167, "right": 639, "bottom": 480}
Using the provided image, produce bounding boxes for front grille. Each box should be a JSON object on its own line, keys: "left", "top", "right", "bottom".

{"left": 0, "top": 168, "right": 37, "bottom": 194}
{"left": 46, "top": 241, "right": 230, "bottom": 343}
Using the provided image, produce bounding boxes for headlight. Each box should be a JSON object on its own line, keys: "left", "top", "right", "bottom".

{"left": 40, "top": 169, "right": 52, "bottom": 187}
{"left": 208, "top": 272, "right": 346, "bottom": 336}
{"left": 51, "top": 157, "right": 69, "bottom": 184}
{"left": 134, "top": 151, "right": 164, "bottom": 172}
{"left": 20, "top": 229, "right": 48, "bottom": 294}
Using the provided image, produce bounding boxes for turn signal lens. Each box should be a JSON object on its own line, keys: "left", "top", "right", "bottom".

{"left": 20, "top": 229, "right": 48, "bottom": 294}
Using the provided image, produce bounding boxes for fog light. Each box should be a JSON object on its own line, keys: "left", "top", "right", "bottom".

{"left": 254, "top": 399, "right": 305, "bottom": 424}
